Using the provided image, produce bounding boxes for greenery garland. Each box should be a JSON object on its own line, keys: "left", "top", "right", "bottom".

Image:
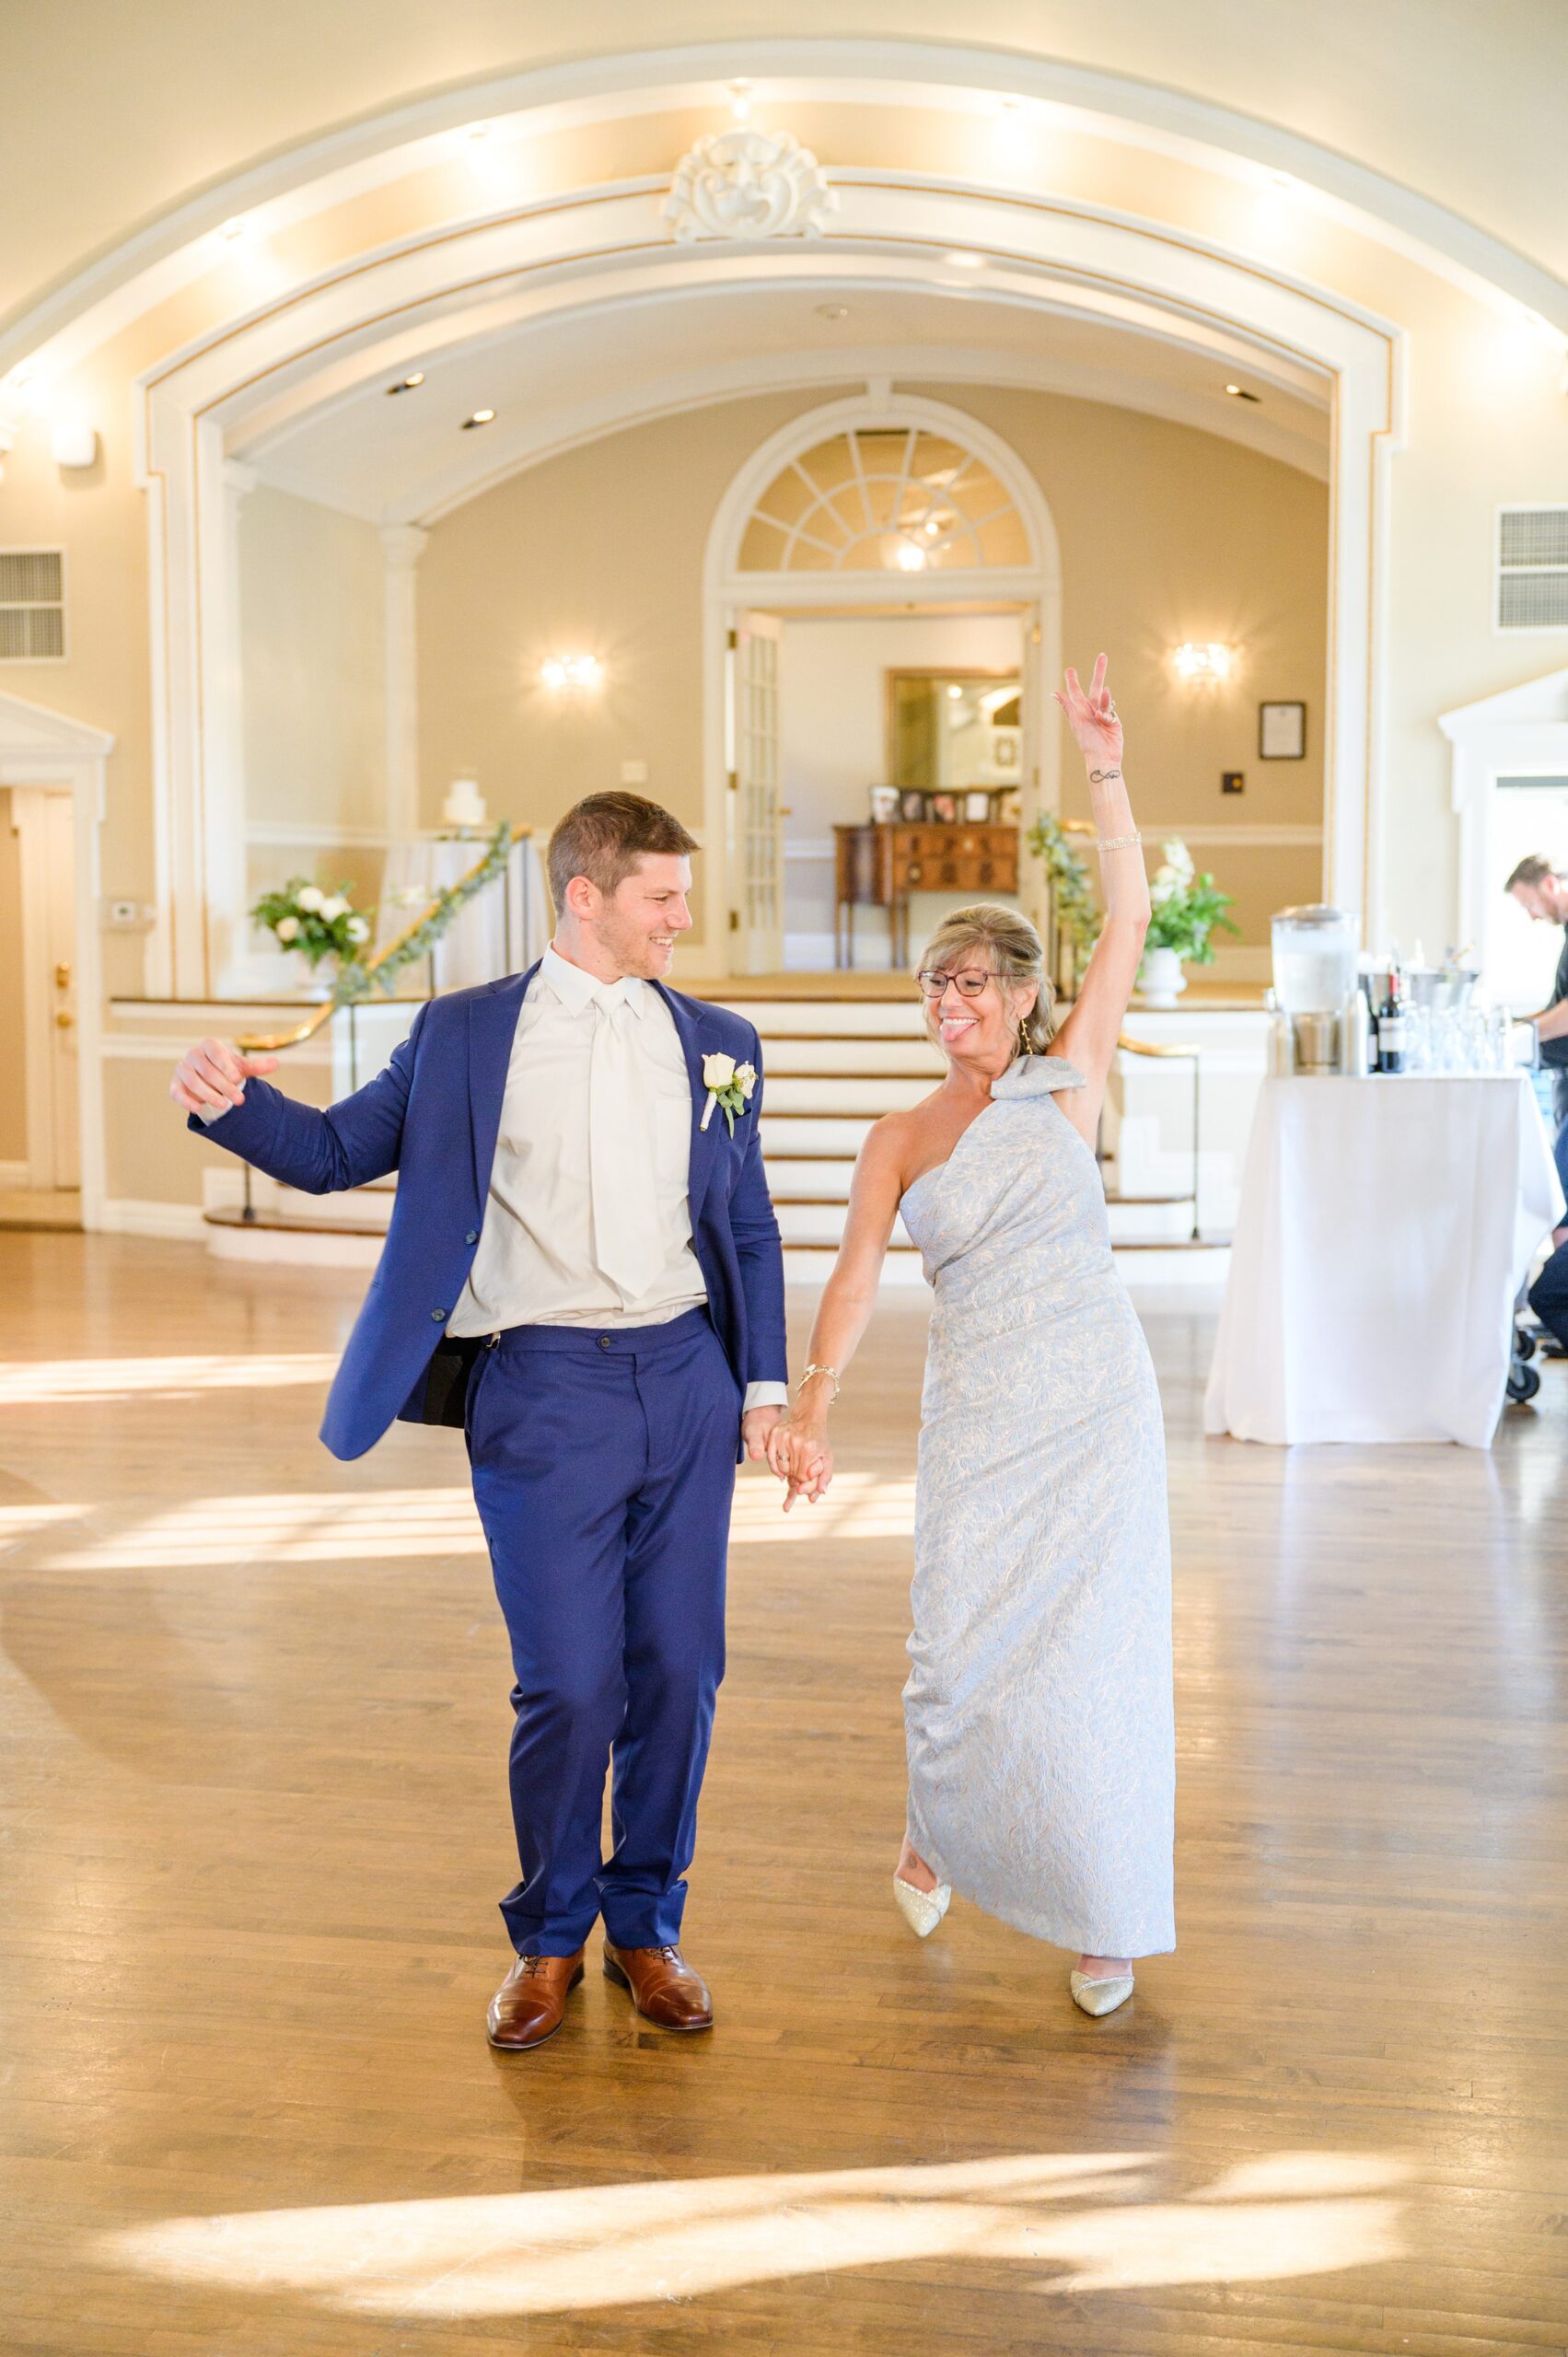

{"left": 1026, "top": 813, "right": 1102, "bottom": 985}
{"left": 329, "top": 820, "right": 516, "bottom": 1008}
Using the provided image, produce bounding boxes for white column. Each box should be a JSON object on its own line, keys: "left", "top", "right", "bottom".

{"left": 382, "top": 525, "right": 428, "bottom": 843}
{"left": 205, "top": 458, "right": 258, "bottom": 991}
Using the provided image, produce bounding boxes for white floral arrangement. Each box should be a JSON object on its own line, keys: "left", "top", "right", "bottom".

{"left": 251, "top": 877, "right": 373, "bottom": 971}
{"left": 1144, "top": 839, "right": 1238, "bottom": 966}
{"left": 700, "top": 1051, "right": 758, "bottom": 1135}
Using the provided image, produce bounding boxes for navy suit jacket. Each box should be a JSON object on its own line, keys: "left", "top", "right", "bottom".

{"left": 191, "top": 966, "right": 788, "bottom": 1460}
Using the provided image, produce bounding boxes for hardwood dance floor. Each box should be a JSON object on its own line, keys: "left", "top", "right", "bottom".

{"left": 1, "top": 1233, "right": 1564, "bottom": 2354}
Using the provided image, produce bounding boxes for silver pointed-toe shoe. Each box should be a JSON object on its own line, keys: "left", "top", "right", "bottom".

{"left": 892, "top": 1872, "right": 951, "bottom": 1939}
{"left": 1070, "top": 1968, "right": 1134, "bottom": 2017}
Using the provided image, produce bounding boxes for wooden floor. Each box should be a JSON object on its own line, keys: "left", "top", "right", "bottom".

{"left": 1, "top": 1233, "right": 1565, "bottom": 2355}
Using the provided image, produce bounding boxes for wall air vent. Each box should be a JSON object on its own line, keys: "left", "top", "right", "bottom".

{"left": 0, "top": 549, "right": 65, "bottom": 660}
{"left": 1498, "top": 507, "right": 1568, "bottom": 631}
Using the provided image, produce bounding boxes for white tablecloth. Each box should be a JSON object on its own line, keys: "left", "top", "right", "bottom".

{"left": 1204, "top": 1075, "right": 1564, "bottom": 1447}
{"left": 374, "top": 833, "right": 549, "bottom": 991}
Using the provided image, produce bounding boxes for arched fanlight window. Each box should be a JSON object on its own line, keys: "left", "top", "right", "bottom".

{"left": 737, "top": 425, "right": 1030, "bottom": 575}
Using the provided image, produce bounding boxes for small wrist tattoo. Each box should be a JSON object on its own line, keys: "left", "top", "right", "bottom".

{"left": 1089, "top": 767, "right": 1122, "bottom": 784}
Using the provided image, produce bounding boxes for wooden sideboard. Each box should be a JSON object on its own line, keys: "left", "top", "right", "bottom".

{"left": 832, "top": 822, "right": 1021, "bottom": 967}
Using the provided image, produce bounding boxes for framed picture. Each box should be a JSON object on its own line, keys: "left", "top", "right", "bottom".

{"left": 899, "top": 788, "right": 929, "bottom": 822}
{"left": 869, "top": 784, "right": 900, "bottom": 823}
{"left": 931, "top": 792, "right": 958, "bottom": 823}
{"left": 1260, "top": 701, "right": 1307, "bottom": 760}
{"left": 991, "top": 730, "right": 1021, "bottom": 773}
{"left": 962, "top": 789, "right": 993, "bottom": 822}
{"left": 997, "top": 788, "right": 1023, "bottom": 824}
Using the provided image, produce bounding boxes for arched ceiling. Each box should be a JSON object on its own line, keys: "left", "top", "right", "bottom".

{"left": 243, "top": 280, "right": 1330, "bottom": 525}
{"left": 2, "top": 7, "right": 1564, "bottom": 352}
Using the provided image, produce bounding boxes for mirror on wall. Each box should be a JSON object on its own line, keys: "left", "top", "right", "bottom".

{"left": 886, "top": 670, "right": 1022, "bottom": 793}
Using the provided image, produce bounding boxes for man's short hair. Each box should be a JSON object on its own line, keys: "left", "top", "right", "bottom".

{"left": 547, "top": 792, "right": 698, "bottom": 911}
{"left": 1505, "top": 853, "right": 1562, "bottom": 893}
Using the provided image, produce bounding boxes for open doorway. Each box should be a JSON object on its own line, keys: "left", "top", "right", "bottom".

{"left": 771, "top": 607, "right": 1028, "bottom": 970}
{"left": 708, "top": 398, "right": 1058, "bottom": 979}
{"left": 0, "top": 784, "right": 82, "bottom": 1225}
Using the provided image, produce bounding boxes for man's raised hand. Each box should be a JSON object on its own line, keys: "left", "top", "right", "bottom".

{"left": 169, "top": 1036, "right": 279, "bottom": 1119}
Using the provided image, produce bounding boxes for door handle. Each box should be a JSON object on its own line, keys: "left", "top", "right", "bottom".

{"left": 54, "top": 961, "right": 72, "bottom": 990}
{"left": 55, "top": 1009, "right": 75, "bottom": 1028}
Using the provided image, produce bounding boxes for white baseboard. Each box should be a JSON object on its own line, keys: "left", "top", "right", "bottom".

{"left": 0, "top": 1160, "right": 30, "bottom": 1187}
{"left": 96, "top": 1198, "right": 208, "bottom": 1241}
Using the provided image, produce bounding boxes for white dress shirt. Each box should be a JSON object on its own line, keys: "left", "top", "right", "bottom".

{"left": 447, "top": 946, "right": 786, "bottom": 1412}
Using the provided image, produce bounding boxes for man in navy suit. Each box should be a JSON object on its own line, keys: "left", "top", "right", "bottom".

{"left": 172, "top": 795, "right": 788, "bottom": 2049}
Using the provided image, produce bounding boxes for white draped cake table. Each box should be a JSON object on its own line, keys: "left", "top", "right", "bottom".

{"left": 1204, "top": 1074, "right": 1564, "bottom": 1447}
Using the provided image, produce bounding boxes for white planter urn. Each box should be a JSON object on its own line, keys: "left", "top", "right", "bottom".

{"left": 1138, "top": 946, "right": 1187, "bottom": 1007}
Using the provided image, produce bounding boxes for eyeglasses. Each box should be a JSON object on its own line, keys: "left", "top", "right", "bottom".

{"left": 915, "top": 968, "right": 996, "bottom": 999}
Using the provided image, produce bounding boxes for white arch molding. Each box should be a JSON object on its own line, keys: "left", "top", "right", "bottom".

{"left": 134, "top": 168, "right": 1400, "bottom": 993}
{"left": 703, "top": 393, "right": 1062, "bottom": 971}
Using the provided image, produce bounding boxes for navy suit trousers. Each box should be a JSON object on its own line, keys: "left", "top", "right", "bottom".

{"left": 464, "top": 1306, "right": 738, "bottom": 1956}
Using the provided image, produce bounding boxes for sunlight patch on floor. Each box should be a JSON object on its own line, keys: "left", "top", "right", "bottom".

{"left": 100, "top": 2150, "right": 1408, "bottom": 2318}
{"left": 0, "top": 1353, "right": 339, "bottom": 1405}
{"left": 730, "top": 1469, "right": 916, "bottom": 1541}
{"left": 23, "top": 1471, "right": 918, "bottom": 1571}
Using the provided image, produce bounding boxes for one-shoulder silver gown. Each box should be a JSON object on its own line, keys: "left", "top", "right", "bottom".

{"left": 897, "top": 1053, "right": 1176, "bottom": 1957}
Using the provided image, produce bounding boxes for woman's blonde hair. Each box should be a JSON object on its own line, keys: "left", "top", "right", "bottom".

{"left": 918, "top": 902, "right": 1056, "bottom": 1055}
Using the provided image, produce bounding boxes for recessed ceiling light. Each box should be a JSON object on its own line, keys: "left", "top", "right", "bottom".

{"left": 386, "top": 373, "right": 425, "bottom": 395}
{"left": 815, "top": 303, "right": 849, "bottom": 321}
{"left": 462, "top": 409, "right": 496, "bottom": 429}
{"left": 1225, "top": 383, "right": 1261, "bottom": 402}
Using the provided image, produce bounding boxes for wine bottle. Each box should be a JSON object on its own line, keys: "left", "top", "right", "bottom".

{"left": 1376, "top": 959, "right": 1406, "bottom": 1075}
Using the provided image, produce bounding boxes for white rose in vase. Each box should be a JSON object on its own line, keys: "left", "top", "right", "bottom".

{"left": 273, "top": 914, "right": 300, "bottom": 943}
{"left": 296, "top": 886, "right": 326, "bottom": 913}
{"left": 345, "top": 915, "right": 370, "bottom": 944}
{"left": 319, "top": 894, "right": 349, "bottom": 921}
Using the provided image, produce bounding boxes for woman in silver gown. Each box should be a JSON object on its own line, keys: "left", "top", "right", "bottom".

{"left": 769, "top": 658, "right": 1175, "bottom": 2016}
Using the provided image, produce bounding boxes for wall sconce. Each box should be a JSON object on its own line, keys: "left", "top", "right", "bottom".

{"left": 540, "top": 654, "right": 603, "bottom": 693}
{"left": 1171, "top": 641, "right": 1236, "bottom": 684}
{"left": 50, "top": 416, "right": 98, "bottom": 470}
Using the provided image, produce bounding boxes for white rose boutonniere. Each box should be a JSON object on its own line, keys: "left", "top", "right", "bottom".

{"left": 701, "top": 1050, "right": 758, "bottom": 1136}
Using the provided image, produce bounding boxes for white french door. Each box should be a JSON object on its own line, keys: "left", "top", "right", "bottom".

{"left": 729, "top": 610, "right": 784, "bottom": 975}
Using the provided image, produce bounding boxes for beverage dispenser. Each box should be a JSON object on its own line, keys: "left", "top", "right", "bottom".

{"left": 1270, "top": 906, "right": 1360, "bottom": 1074}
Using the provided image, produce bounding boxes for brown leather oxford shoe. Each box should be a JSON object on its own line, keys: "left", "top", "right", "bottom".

{"left": 486, "top": 1949, "right": 585, "bottom": 2049}
{"left": 602, "top": 1940, "right": 714, "bottom": 2031}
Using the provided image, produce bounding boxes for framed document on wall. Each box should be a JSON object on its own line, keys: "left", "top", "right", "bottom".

{"left": 1260, "top": 701, "right": 1307, "bottom": 760}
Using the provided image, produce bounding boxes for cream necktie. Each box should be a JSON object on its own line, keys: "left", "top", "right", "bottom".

{"left": 588, "top": 989, "right": 668, "bottom": 1301}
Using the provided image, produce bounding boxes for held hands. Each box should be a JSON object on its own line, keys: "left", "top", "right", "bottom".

{"left": 1053, "top": 654, "right": 1123, "bottom": 774}
{"left": 764, "top": 1412, "right": 834, "bottom": 1512}
{"left": 169, "top": 1036, "right": 279, "bottom": 1119}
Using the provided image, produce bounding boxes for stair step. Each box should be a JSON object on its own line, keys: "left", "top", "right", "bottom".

{"left": 706, "top": 1000, "right": 928, "bottom": 1038}
{"left": 761, "top": 1115, "right": 877, "bottom": 1155}
{"left": 764, "top": 1076, "right": 928, "bottom": 1114}
{"left": 203, "top": 1207, "right": 385, "bottom": 1266}
{"left": 760, "top": 1039, "right": 942, "bottom": 1076}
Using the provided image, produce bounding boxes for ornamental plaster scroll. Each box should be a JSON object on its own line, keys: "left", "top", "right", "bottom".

{"left": 663, "top": 129, "right": 838, "bottom": 243}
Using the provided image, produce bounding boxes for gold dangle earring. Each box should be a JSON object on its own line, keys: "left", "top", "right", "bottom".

{"left": 1017, "top": 1012, "right": 1030, "bottom": 1057}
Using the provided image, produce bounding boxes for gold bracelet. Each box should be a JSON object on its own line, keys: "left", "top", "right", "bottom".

{"left": 1096, "top": 830, "right": 1142, "bottom": 853}
{"left": 797, "top": 1363, "right": 841, "bottom": 1402}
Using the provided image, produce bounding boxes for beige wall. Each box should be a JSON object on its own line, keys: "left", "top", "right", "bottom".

{"left": 238, "top": 485, "right": 388, "bottom": 942}
{"left": 0, "top": 792, "right": 27, "bottom": 1165}
{"left": 417, "top": 388, "right": 845, "bottom": 949}
{"left": 417, "top": 385, "right": 1329, "bottom": 950}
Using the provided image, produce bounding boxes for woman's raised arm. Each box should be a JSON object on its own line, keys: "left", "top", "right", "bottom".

{"left": 1050, "top": 656, "right": 1151, "bottom": 1144}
